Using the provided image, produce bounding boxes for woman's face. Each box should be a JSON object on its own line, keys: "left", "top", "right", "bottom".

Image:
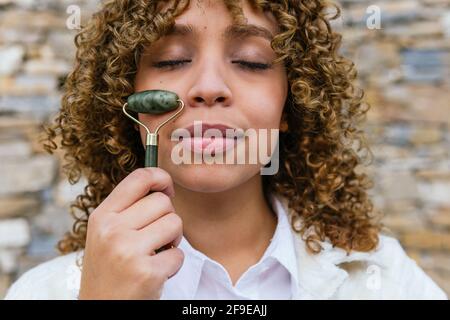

{"left": 134, "top": 0, "right": 288, "bottom": 193}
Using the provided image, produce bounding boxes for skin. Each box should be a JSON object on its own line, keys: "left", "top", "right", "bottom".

{"left": 79, "top": 0, "right": 288, "bottom": 299}
{"left": 136, "top": 0, "right": 288, "bottom": 278}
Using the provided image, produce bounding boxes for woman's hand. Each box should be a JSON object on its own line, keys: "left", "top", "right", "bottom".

{"left": 78, "top": 167, "right": 184, "bottom": 300}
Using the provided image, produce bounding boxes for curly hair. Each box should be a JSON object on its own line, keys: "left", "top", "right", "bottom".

{"left": 42, "top": 0, "right": 381, "bottom": 255}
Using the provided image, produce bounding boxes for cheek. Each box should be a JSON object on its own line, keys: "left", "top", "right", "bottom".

{"left": 241, "top": 74, "right": 287, "bottom": 129}
{"left": 243, "top": 94, "right": 285, "bottom": 129}
{"left": 137, "top": 114, "right": 159, "bottom": 132}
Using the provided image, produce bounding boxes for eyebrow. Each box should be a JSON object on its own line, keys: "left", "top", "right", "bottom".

{"left": 161, "top": 23, "right": 274, "bottom": 42}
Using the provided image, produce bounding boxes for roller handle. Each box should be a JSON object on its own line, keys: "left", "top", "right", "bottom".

{"left": 144, "top": 144, "right": 173, "bottom": 253}
{"left": 145, "top": 144, "right": 158, "bottom": 168}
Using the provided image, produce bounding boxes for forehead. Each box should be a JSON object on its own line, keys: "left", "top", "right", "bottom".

{"left": 157, "top": 0, "right": 280, "bottom": 38}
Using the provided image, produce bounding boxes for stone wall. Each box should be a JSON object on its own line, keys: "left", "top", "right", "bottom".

{"left": 0, "top": 0, "right": 449, "bottom": 298}
{"left": 0, "top": 0, "right": 97, "bottom": 298}
{"left": 336, "top": 0, "right": 450, "bottom": 295}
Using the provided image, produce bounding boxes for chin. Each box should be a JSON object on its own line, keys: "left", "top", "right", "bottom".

{"left": 165, "top": 162, "right": 259, "bottom": 193}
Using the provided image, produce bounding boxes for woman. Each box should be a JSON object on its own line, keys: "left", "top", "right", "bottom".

{"left": 5, "top": 0, "right": 447, "bottom": 299}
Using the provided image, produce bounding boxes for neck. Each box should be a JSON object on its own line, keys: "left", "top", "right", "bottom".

{"left": 172, "top": 174, "right": 277, "bottom": 276}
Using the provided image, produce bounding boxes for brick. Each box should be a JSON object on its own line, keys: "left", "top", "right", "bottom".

{"left": 428, "top": 207, "right": 450, "bottom": 228}
{"left": 0, "top": 45, "right": 24, "bottom": 76}
{"left": 401, "top": 231, "right": 450, "bottom": 250}
{"left": 0, "top": 218, "right": 30, "bottom": 248}
{"left": 0, "top": 155, "right": 57, "bottom": 196}
{"left": 0, "top": 195, "right": 40, "bottom": 219}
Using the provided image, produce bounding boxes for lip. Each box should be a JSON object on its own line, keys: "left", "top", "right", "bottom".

{"left": 177, "top": 121, "right": 245, "bottom": 154}
{"left": 182, "top": 122, "right": 243, "bottom": 138}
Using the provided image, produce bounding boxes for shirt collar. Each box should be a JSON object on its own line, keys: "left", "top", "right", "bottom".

{"left": 161, "top": 236, "right": 205, "bottom": 299}
{"left": 162, "top": 193, "right": 300, "bottom": 300}
{"left": 163, "top": 193, "right": 386, "bottom": 300}
{"left": 274, "top": 195, "right": 389, "bottom": 299}
{"left": 265, "top": 192, "right": 300, "bottom": 290}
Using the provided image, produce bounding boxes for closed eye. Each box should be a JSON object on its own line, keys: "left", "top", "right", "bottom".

{"left": 152, "top": 59, "right": 191, "bottom": 68}
{"left": 152, "top": 59, "right": 271, "bottom": 71}
{"left": 233, "top": 60, "right": 271, "bottom": 70}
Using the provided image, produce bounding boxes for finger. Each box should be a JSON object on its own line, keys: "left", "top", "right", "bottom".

{"left": 150, "top": 247, "right": 185, "bottom": 279}
{"left": 173, "top": 232, "right": 183, "bottom": 247}
{"left": 137, "top": 212, "right": 183, "bottom": 253}
{"left": 153, "top": 232, "right": 183, "bottom": 253}
{"left": 96, "top": 167, "right": 175, "bottom": 214}
{"left": 118, "top": 191, "right": 175, "bottom": 230}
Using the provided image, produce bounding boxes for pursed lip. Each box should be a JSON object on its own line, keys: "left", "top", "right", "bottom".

{"left": 182, "top": 122, "right": 245, "bottom": 138}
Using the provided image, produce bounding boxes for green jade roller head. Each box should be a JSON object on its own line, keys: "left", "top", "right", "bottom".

{"left": 122, "top": 90, "right": 185, "bottom": 168}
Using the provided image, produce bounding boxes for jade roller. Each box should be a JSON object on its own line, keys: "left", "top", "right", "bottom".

{"left": 122, "top": 90, "right": 185, "bottom": 167}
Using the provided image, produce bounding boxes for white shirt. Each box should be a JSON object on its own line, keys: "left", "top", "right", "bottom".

{"left": 4, "top": 193, "right": 448, "bottom": 300}
{"left": 161, "top": 193, "right": 299, "bottom": 299}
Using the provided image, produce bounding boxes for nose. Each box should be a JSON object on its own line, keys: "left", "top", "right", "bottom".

{"left": 186, "top": 58, "right": 233, "bottom": 108}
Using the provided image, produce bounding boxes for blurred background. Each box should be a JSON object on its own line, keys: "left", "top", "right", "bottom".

{"left": 0, "top": 0, "right": 449, "bottom": 298}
